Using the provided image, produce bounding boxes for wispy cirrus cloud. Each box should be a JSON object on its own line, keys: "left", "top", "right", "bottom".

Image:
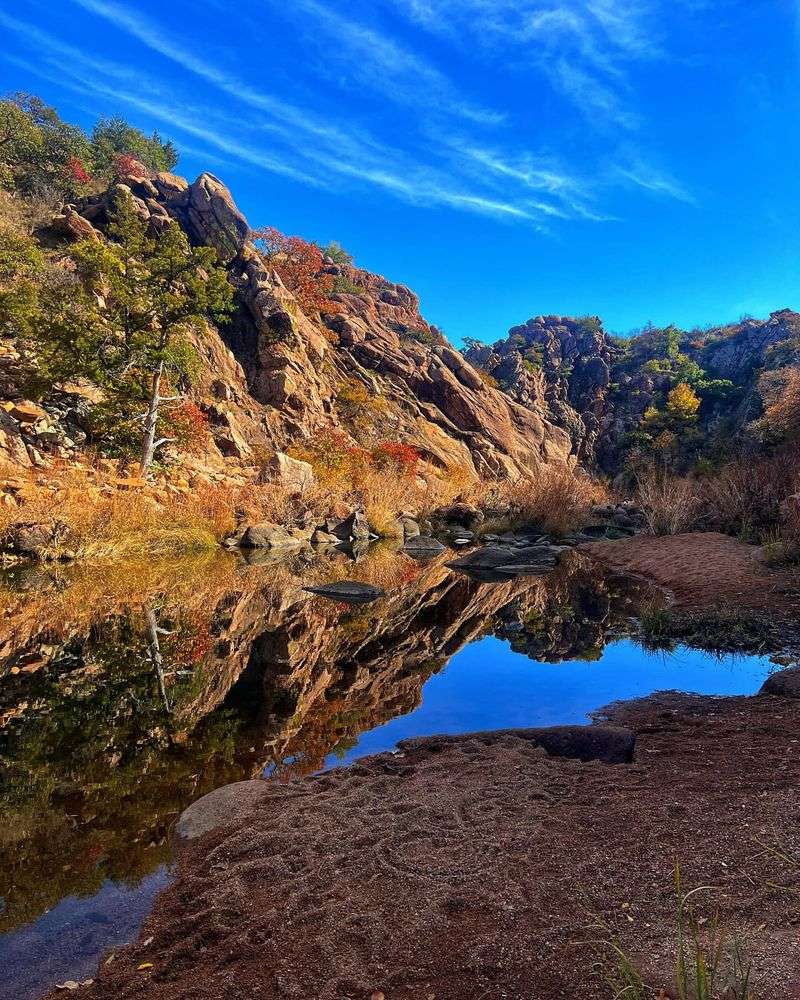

{"left": 615, "top": 161, "right": 696, "bottom": 204}
{"left": 385, "top": 0, "right": 662, "bottom": 127}
{"left": 2, "top": 0, "right": 695, "bottom": 229}
{"left": 262, "top": 0, "right": 504, "bottom": 125}
{"left": 0, "top": 10, "right": 574, "bottom": 225}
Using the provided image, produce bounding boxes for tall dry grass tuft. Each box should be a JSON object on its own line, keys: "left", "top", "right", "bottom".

{"left": 474, "top": 465, "right": 610, "bottom": 536}
{"left": 0, "top": 467, "right": 242, "bottom": 559}
{"left": 635, "top": 467, "right": 700, "bottom": 535}
{"left": 696, "top": 447, "right": 799, "bottom": 542}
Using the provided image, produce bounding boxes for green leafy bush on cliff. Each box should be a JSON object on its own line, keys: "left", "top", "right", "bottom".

{"left": 0, "top": 93, "right": 177, "bottom": 200}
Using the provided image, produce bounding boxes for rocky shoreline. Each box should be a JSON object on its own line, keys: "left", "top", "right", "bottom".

{"left": 58, "top": 678, "right": 800, "bottom": 1000}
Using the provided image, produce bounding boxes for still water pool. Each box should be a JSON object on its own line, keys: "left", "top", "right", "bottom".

{"left": 0, "top": 551, "right": 779, "bottom": 999}
{"left": 336, "top": 636, "right": 774, "bottom": 765}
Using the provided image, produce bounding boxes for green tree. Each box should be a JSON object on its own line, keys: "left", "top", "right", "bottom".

{"left": 0, "top": 224, "right": 45, "bottom": 337}
{"left": 640, "top": 382, "right": 702, "bottom": 462}
{"left": 461, "top": 336, "right": 485, "bottom": 354}
{"left": 91, "top": 116, "right": 178, "bottom": 176}
{"left": 0, "top": 93, "right": 92, "bottom": 198}
{"left": 321, "top": 240, "right": 353, "bottom": 265}
{"left": 33, "top": 193, "right": 233, "bottom": 472}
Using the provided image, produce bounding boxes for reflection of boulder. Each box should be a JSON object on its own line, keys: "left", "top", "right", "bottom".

{"left": 0, "top": 550, "right": 652, "bottom": 935}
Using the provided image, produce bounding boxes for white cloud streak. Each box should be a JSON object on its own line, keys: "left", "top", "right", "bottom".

{"left": 2, "top": 0, "right": 694, "bottom": 226}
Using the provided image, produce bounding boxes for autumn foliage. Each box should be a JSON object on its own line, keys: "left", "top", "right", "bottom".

{"left": 372, "top": 441, "right": 420, "bottom": 474}
{"left": 65, "top": 155, "right": 92, "bottom": 186}
{"left": 167, "top": 401, "right": 210, "bottom": 454}
{"left": 112, "top": 152, "right": 148, "bottom": 180}
{"left": 252, "top": 226, "right": 339, "bottom": 316}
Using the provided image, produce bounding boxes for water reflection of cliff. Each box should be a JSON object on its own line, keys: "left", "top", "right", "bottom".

{"left": 0, "top": 547, "right": 654, "bottom": 933}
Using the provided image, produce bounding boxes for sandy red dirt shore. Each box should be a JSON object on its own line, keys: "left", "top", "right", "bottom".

{"left": 47, "top": 534, "right": 800, "bottom": 1000}
{"left": 582, "top": 531, "right": 800, "bottom": 616}
{"left": 64, "top": 688, "right": 800, "bottom": 1000}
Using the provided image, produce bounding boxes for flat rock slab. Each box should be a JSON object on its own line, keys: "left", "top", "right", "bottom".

{"left": 303, "top": 581, "right": 385, "bottom": 603}
{"left": 446, "top": 545, "right": 517, "bottom": 569}
{"left": 402, "top": 535, "right": 446, "bottom": 553}
{"left": 761, "top": 667, "right": 800, "bottom": 698}
{"left": 173, "top": 780, "right": 269, "bottom": 843}
{"left": 398, "top": 724, "right": 635, "bottom": 764}
{"left": 494, "top": 563, "right": 555, "bottom": 576}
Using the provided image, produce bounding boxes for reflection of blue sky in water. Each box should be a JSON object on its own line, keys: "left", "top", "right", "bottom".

{"left": 2, "top": 636, "right": 775, "bottom": 1000}
{"left": 0, "top": 868, "right": 169, "bottom": 1000}
{"left": 332, "top": 637, "right": 775, "bottom": 766}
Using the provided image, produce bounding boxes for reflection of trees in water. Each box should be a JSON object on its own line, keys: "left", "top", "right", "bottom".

{"left": 0, "top": 550, "right": 658, "bottom": 934}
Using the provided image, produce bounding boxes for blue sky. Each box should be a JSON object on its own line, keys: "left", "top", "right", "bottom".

{"left": 1, "top": 0, "right": 799, "bottom": 345}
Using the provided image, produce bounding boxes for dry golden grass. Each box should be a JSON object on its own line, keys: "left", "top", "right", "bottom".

{"left": 0, "top": 549, "right": 239, "bottom": 648}
{"left": 0, "top": 450, "right": 607, "bottom": 562}
{"left": 471, "top": 465, "right": 610, "bottom": 536}
{"left": 635, "top": 467, "right": 700, "bottom": 536}
{"left": 0, "top": 464, "right": 240, "bottom": 559}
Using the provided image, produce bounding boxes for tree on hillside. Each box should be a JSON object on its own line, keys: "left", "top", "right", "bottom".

{"left": 0, "top": 224, "right": 45, "bottom": 337}
{"left": 321, "top": 240, "right": 353, "bottom": 265}
{"left": 0, "top": 93, "right": 93, "bottom": 199}
{"left": 91, "top": 116, "right": 178, "bottom": 176}
{"left": 252, "top": 226, "right": 338, "bottom": 316}
{"left": 461, "top": 337, "right": 485, "bottom": 354}
{"left": 0, "top": 95, "right": 178, "bottom": 201}
{"left": 640, "top": 382, "right": 702, "bottom": 463}
{"left": 29, "top": 194, "right": 233, "bottom": 472}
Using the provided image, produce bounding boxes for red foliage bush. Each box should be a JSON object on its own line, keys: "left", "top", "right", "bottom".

{"left": 372, "top": 441, "right": 420, "bottom": 475}
{"left": 167, "top": 401, "right": 209, "bottom": 454}
{"left": 252, "top": 226, "right": 339, "bottom": 317}
{"left": 112, "top": 152, "right": 149, "bottom": 180}
{"left": 65, "top": 155, "right": 92, "bottom": 186}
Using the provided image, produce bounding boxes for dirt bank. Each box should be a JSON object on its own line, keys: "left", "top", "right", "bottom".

{"left": 582, "top": 531, "right": 800, "bottom": 615}
{"left": 67, "top": 689, "right": 800, "bottom": 1000}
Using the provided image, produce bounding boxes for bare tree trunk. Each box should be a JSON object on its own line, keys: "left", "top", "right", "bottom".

{"left": 139, "top": 361, "right": 163, "bottom": 476}
{"left": 145, "top": 605, "right": 171, "bottom": 713}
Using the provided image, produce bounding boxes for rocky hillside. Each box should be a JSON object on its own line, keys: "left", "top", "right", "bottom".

{"left": 465, "top": 309, "right": 800, "bottom": 474}
{"left": 1, "top": 164, "right": 571, "bottom": 482}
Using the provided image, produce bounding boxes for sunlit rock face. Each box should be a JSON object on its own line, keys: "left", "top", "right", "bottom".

{"left": 466, "top": 310, "right": 800, "bottom": 473}
{"left": 0, "top": 548, "right": 651, "bottom": 934}
{"left": 67, "top": 172, "right": 573, "bottom": 482}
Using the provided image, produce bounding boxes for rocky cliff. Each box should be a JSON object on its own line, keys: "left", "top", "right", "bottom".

{"left": 12, "top": 168, "right": 571, "bottom": 481}
{"left": 466, "top": 309, "right": 800, "bottom": 473}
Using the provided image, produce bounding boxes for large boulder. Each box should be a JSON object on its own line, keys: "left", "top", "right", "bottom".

{"left": 183, "top": 173, "right": 250, "bottom": 261}
{"left": 446, "top": 546, "right": 518, "bottom": 569}
{"left": 8, "top": 401, "right": 48, "bottom": 425}
{"left": 50, "top": 206, "right": 101, "bottom": 242}
{"left": 265, "top": 452, "right": 315, "bottom": 493}
{"left": 760, "top": 668, "right": 800, "bottom": 699}
{"left": 3, "top": 521, "right": 65, "bottom": 559}
{"left": 329, "top": 510, "right": 370, "bottom": 543}
{"left": 238, "top": 522, "right": 305, "bottom": 549}
{"left": 174, "top": 780, "right": 269, "bottom": 843}
{"left": 403, "top": 535, "right": 445, "bottom": 554}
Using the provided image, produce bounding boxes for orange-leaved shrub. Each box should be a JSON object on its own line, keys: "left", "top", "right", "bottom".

{"left": 288, "top": 429, "right": 459, "bottom": 536}
{"left": 252, "top": 226, "right": 339, "bottom": 317}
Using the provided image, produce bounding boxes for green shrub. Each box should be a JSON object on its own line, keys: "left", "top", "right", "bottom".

{"left": 331, "top": 274, "right": 365, "bottom": 295}
{"left": 322, "top": 241, "right": 353, "bottom": 265}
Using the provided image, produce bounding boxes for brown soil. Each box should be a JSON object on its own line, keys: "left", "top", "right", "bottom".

{"left": 582, "top": 531, "right": 800, "bottom": 615}
{"left": 70, "top": 692, "right": 800, "bottom": 1000}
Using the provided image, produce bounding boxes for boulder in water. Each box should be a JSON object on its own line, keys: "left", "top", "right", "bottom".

{"left": 304, "top": 581, "right": 385, "bottom": 603}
